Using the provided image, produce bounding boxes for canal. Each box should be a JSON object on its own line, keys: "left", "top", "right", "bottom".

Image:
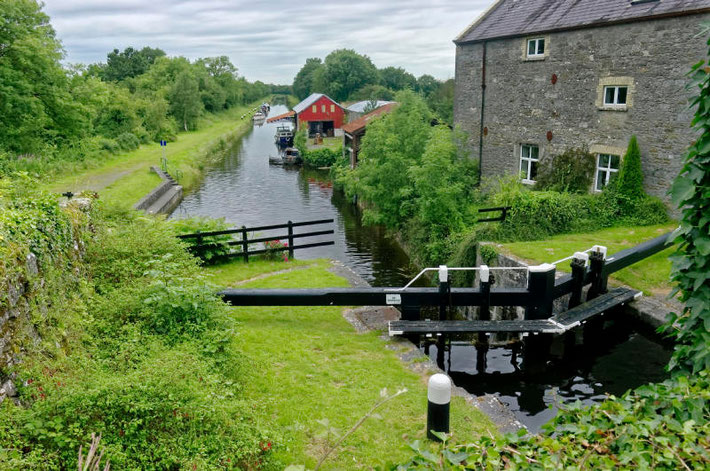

{"left": 171, "top": 104, "right": 670, "bottom": 432}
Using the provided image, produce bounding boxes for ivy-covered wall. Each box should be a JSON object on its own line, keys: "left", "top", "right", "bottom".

{"left": 0, "top": 180, "right": 92, "bottom": 404}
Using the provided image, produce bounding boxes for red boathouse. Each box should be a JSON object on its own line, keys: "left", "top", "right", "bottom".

{"left": 293, "top": 93, "right": 345, "bottom": 137}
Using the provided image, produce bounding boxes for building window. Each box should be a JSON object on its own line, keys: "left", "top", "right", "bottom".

{"left": 595, "top": 153, "right": 620, "bottom": 191}
{"left": 520, "top": 144, "right": 539, "bottom": 183}
{"left": 527, "top": 38, "right": 545, "bottom": 58}
{"left": 603, "top": 86, "right": 628, "bottom": 106}
{"left": 312, "top": 105, "right": 317, "bottom": 113}
{"left": 322, "top": 104, "right": 326, "bottom": 112}
{"left": 330, "top": 104, "right": 335, "bottom": 112}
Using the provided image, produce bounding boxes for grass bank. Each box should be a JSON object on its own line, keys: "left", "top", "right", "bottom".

{"left": 46, "top": 102, "right": 260, "bottom": 208}
{"left": 500, "top": 223, "right": 676, "bottom": 295}
{"left": 207, "top": 259, "right": 494, "bottom": 469}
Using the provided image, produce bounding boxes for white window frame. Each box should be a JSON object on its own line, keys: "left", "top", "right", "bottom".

{"left": 520, "top": 144, "right": 539, "bottom": 184}
{"left": 594, "top": 153, "right": 621, "bottom": 192}
{"left": 526, "top": 38, "right": 545, "bottom": 58}
{"left": 603, "top": 86, "right": 628, "bottom": 107}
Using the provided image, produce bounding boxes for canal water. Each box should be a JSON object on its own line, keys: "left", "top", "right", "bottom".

{"left": 171, "top": 104, "right": 670, "bottom": 432}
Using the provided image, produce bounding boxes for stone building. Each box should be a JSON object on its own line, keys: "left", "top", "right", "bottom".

{"left": 454, "top": 0, "right": 710, "bottom": 201}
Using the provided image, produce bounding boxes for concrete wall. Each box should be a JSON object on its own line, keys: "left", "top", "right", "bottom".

{"left": 454, "top": 14, "right": 710, "bottom": 202}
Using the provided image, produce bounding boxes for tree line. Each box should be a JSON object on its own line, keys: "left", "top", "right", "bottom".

{"left": 0, "top": 0, "right": 277, "bottom": 173}
{"left": 291, "top": 49, "right": 454, "bottom": 124}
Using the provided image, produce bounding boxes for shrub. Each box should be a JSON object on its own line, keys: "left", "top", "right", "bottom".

{"left": 0, "top": 199, "right": 274, "bottom": 470}
{"left": 115, "top": 132, "right": 140, "bottom": 152}
{"left": 393, "top": 373, "right": 710, "bottom": 470}
{"left": 535, "top": 146, "right": 596, "bottom": 193}
{"left": 99, "top": 138, "right": 119, "bottom": 154}
{"left": 303, "top": 146, "right": 342, "bottom": 167}
{"left": 617, "top": 135, "right": 645, "bottom": 200}
{"left": 169, "top": 216, "right": 233, "bottom": 263}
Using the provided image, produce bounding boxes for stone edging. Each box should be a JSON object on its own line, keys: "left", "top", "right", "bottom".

{"left": 133, "top": 166, "right": 183, "bottom": 215}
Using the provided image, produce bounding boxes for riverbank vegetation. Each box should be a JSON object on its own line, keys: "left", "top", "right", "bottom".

{"left": 0, "top": 182, "right": 273, "bottom": 469}
{"left": 0, "top": 0, "right": 275, "bottom": 182}
{"left": 292, "top": 50, "right": 454, "bottom": 124}
{"left": 46, "top": 104, "right": 256, "bottom": 208}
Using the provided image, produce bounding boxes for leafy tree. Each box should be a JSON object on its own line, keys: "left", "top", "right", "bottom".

{"left": 409, "top": 126, "right": 476, "bottom": 236}
{"left": 101, "top": 46, "right": 165, "bottom": 82}
{"left": 339, "top": 91, "right": 432, "bottom": 227}
{"left": 535, "top": 147, "right": 596, "bottom": 193}
{"left": 616, "top": 135, "right": 645, "bottom": 199}
{"left": 292, "top": 57, "right": 323, "bottom": 100}
{"left": 319, "top": 49, "right": 379, "bottom": 102}
{"left": 93, "top": 85, "right": 143, "bottom": 138}
{"left": 416, "top": 74, "right": 440, "bottom": 96}
{"left": 379, "top": 66, "right": 416, "bottom": 91}
{"left": 169, "top": 72, "right": 203, "bottom": 131}
{"left": 198, "top": 55, "right": 237, "bottom": 80}
{"left": 666, "top": 49, "right": 710, "bottom": 374}
{"left": 349, "top": 84, "right": 395, "bottom": 102}
{"left": 0, "top": 0, "right": 84, "bottom": 153}
{"left": 426, "top": 78, "right": 455, "bottom": 125}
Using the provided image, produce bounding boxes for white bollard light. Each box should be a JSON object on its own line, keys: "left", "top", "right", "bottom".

{"left": 427, "top": 373, "right": 452, "bottom": 441}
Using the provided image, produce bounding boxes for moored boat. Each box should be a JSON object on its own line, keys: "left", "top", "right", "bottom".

{"left": 269, "top": 147, "right": 302, "bottom": 165}
{"left": 274, "top": 125, "right": 294, "bottom": 147}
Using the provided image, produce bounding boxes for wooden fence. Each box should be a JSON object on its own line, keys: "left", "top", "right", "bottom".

{"left": 176, "top": 218, "right": 335, "bottom": 262}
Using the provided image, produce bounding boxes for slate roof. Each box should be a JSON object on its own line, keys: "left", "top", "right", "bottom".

{"left": 455, "top": 0, "right": 710, "bottom": 44}
{"left": 346, "top": 100, "right": 396, "bottom": 113}
{"left": 292, "top": 93, "right": 342, "bottom": 113}
{"left": 342, "top": 103, "right": 398, "bottom": 135}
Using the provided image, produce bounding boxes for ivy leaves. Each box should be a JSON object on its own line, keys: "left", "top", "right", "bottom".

{"left": 666, "top": 38, "right": 710, "bottom": 375}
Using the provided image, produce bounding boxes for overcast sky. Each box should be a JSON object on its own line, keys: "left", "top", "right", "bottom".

{"left": 43, "top": 0, "right": 490, "bottom": 84}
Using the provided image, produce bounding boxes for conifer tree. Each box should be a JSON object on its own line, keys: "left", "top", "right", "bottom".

{"left": 617, "top": 135, "right": 645, "bottom": 199}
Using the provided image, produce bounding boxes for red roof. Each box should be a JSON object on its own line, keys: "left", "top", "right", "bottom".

{"left": 342, "top": 103, "right": 397, "bottom": 135}
{"left": 266, "top": 110, "right": 295, "bottom": 123}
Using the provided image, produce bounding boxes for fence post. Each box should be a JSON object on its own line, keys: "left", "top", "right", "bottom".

{"left": 477, "top": 265, "right": 492, "bottom": 374}
{"left": 241, "top": 226, "right": 249, "bottom": 263}
{"left": 438, "top": 265, "right": 450, "bottom": 322}
{"left": 568, "top": 252, "right": 588, "bottom": 309}
{"left": 525, "top": 263, "right": 556, "bottom": 320}
{"left": 287, "top": 220, "right": 295, "bottom": 259}
{"left": 587, "top": 246, "right": 607, "bottom": 301}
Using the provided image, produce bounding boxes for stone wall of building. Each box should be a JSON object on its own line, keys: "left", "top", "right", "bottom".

{"left": 454, "top": 14, "right": 710, "bottom": 202}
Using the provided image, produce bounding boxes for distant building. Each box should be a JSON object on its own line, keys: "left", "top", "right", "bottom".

{"left": 454, "top": 0, "right": 710, "bottom": 201}
{"left": 293, "top": 93, "right": 345, "bottom": 137}
{"left": 342, "top": 103, "right": 398, "bottom": 168}
{"left": 345, "top": 100, "right": 396, "bottom": 122}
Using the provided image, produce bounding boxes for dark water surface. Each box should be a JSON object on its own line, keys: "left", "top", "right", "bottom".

{"left": 171, "top": 104, "right": 670, "bottom": 432}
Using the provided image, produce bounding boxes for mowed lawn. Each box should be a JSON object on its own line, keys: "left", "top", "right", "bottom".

{"left": 46, "top": 104, "right": 257, "bottom": 208}
{"left": 207, "top": 259, "right": 494, "bottom": 470}
{"left": 501, "top": 223, "right": 677, "bottom": 296}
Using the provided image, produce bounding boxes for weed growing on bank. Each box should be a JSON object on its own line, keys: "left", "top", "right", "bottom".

{"left": 0, "top": 183, "right": 273, "bottom": 469}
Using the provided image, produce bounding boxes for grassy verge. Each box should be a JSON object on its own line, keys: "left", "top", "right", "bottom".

{"left": 500, "top": 223, "right": 677, "bottom": 295}
{"left": 206, "top": 259, "right": 495, "bottom": 470}
{"left": 307, "top": 136, "right": 341, "bottom": 150}
{"left": 46, "top": 103, "right": 260, "bottom": 208}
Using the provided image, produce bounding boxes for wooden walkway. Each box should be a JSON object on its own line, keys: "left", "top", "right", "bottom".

{"left": 388, "top": 287, "right": 641, "bottom": 336}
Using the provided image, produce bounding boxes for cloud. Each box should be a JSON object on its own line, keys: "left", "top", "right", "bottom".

{"left": 43, "top": 0, "right": 490, "bottom": 83}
